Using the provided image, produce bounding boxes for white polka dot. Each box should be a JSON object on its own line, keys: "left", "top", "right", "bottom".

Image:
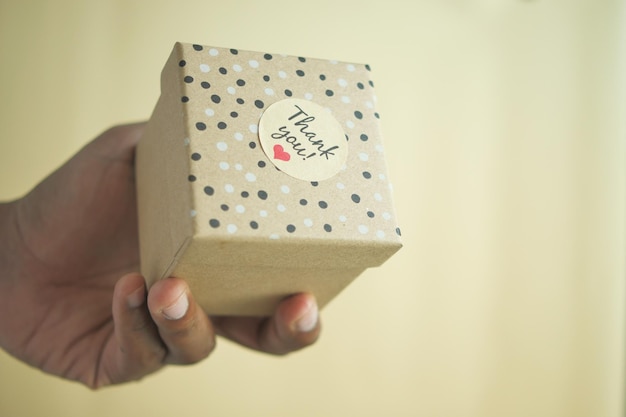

{"left": 234, "top": 132, "right": 244, "bottom": 141}
{"left": 227, "top": 86, "right": 236, "bottom": 95}
{"left": 209, "top": 48, "right": 219, "bottom": 56}
{"left": 183, "top": 137, "right": 190, "bottom": 146}
{"left": 234, "top": 163, "right": 243, "bottom": 171}
{"left": 280, "top": 185, "right": 290, "bottom": 194}
{"left": 379, "top": 173, "right": 386, "bottom": 180}
{"left": 374, "top": 192, "right": 383, "bottom": 201}
{"left": 277, "top": 204, "right": 286, "bottom": 212}
{"left": 199, "top": 64, "right": 210, "bottom": 73}
{"left": 190, "top": 209, "right": 197, "bottom": 217}
{"left": 329, "top": 59, "right": 338, "bottom": 64}
{"left": 264, "top": 88, "right": 275, "bottom": 96}
{"left": 339, "top": 215, "right": 347, "bottom": 222}
{"left": 347, "top": 64, "right": 356, "bottom": 72}
{"left": 235, "top": 204, "right": 245, "bottom": 213}
{"left": 224, "top": 184, "right": 234, "bottom": 193}
{"left": 358, "top": 225, "right": 369, "bottom": 234}
{"left": 217, "top": 142, "right": 228, "bottom": 151}
{"left": 336, "top": 182, "right": 345, "bottom": 190}
{"left": 205, "top": 108, "right": 215, "bottom": 116}
{"left": 278, "top": 70, "right": 287, "bottom": 79}
{"left": 382, "top": 212, "right": 392, "bottom": 220}
{"left": 249, "top": 124, "right": 258, "bottom": 134}
{"left": 305, "top": 93, "right": 314, "bottom": 100}
{"left": 219, "top": 162, "right": 229, "bottom": 170}
{"left": 269, "top": 233, "right": 280, "bottom": 240}
{"left": 359, "top": 152, "right": 369, "bottom": 162}
{"left": 260, "top": 210, "right": 268, "bottom": 218}
{"left": 249, "top": 60, "right": 259, "bottom": 68}
{"left": 376, "top": 144, "right": 384, "bottom": 153}
{"left": 341, "top": 96, "right": 351, "bottom": 103}
{"left": 376, "top": 230, "right": 386, "bottom": 239}
{"left": 227, "top": 224, "right": 237, "bottom": 234}
{"left": 366, "top": 101, "right": 374, "bottom": 109}
{"left": 233, "top": 64, "right": 242, "bottom": 72}
{"left": 245, "top": 172, "right": 257, "bottom": 182}
{"left": 346, "top": 120, "right": 355, "bottom": 129}
{"left": 304, "top": 218, "right": 313, "bottom": 227}
{"left": 338, "top": 78, "right": 348, "bottom": 87}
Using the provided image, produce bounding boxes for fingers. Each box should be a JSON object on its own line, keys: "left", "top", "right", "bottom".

{"left": 147, "top": 277, "right": 216, "bottom": 364}
{"left": 213, "top": 293, "right": 321, "bottom": 356}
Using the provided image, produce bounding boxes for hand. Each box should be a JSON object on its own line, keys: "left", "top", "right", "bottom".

{"left": 0, "top": 123, "right": 320, "bottom": 389}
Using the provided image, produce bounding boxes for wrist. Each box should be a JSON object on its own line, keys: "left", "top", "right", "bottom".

{"left": 0, "top": 200, "right": 20, "bottom": 287}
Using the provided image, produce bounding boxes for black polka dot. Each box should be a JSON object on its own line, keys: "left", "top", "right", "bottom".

{"left": 236, "top": 79, "right": 246, "bottom": 86}
{"left": 219, "top": 67, "right": 227, "bottom": 75}
{"left": 211, "top": 94, "right": 221, "bottom": 104}
{"left": 365, "top": 64, "right": 371, "bottom": 71}
{"left": 299, "top": 199, "right": 308, "bottom": 206}
{"left": 325, "top": 89, "right": 334, "bottom": 96}
{"left": 363, "top": 171, "right": 372, "bottom": 179}
{"left": 230, "top": 49, "right": 239, "bottom": 55}
{"left": 318, "top": 201, "right": 328, "bottom": 209}
{"left": 204, "top": 186, "right": 214, "bottom": 195}
{"left": 396, "top": 227, "right": 402, "bottom": 236}
{"left": 209, "top": 219, "right": 220, "bottom": 228}
{"left": 375, "top": 113, "right": 380, "bottom": 119}
{"left": 285, "top": 89, "right": 293, "bottom": 97}
{"left": 360, "top": 134, "right": 368, "bottom": 141}
{"left": 236, "top": 98, "right": 245, "bottom": 104}
{"left": 296, "top": 70, "right": 305, "bottom": 77}
{"left": 367, "top": 211, "right": 375, "bottom": 218}
{"left": 188, "top": 175, "right": 196, "bottom": 182}
{"left": 258, "top": 190, "right": 268, "bottom": 200}
{"left": 201, "top": 81, "right": 210, "bottom": 89}
{"left": 220, "top": 204, "right": 229, "bottom": 211}
{"left": 192, "top": 44, "right": 203, "bottom": 51}
{"left": 254, "top": 100, "right": 264, "bottom": 109}
{"left": 196, "top": 122, "right": 206, "bottom": 131}
{"left": 241, "top": 191, "right": 249, "bottom": 198}
{"left": 263, "top": 75, "right": 270, "bottom": 82}
{"left": 230, "top": 111, "right": 238, "bottom": 118}
{"left": 257, "top": 160, "right": 266, "bottom": 168}
{"left": 324, "top": 224, "right": 332, "bottom": 232}
{"left": 217, "top": 121, "right": 227, "bottom": 129}
{"left": 178, "top": 60, "right": 186, "bottom": 67}
{"left": 264, "top": 53, "right": 273, "bottom": 60}
{"left": 191, "top": 153, "right": 202, "bottom": 161}
{"left": 354, "top": 111, "right": 363, "bottom": 119}
{"left": 345, "top": 134, "right": 349, "bottom": 141}
{"left": 369, "top": 80, "right": 375, "bottom": 87}
{"left": 181, "top": 96, "right": 189, "bottom": 103}
{"left": 319, "top": 74, "right": 326, "bottom": 80}
{"left": 249, "top": 141, "right": 257, "bottom": 149}
{"left": 351, "top": 194, "right": 361, "bottom": 203}
{"left": 298, "top": 57, "right": 306, "bottom": 63}
{"left": 286, "top": 224, "right": 296, "bottom": 233}
{"left": 311, "top": 181, "right": 319, "bottom": 187}
{"left": 184, "top": 75, "right": 194, "bottom": 83}
{"left": 357, "top": 82, "right": 365, "bottom": 89}
{"left": 250, "top": 221, "right": 259, "bottom": 229}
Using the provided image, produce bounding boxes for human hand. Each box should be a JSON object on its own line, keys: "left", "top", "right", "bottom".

{"left": 0, "top": 123, "right": 320, "bottom": 388}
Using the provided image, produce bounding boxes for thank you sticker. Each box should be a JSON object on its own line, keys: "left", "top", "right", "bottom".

{"left": 258, "top": 98, "right": 348, "bottom": 181}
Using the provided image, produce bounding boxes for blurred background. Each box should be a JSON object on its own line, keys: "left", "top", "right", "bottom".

{"left": 0, "top": 1, "right": 624, "bottom": 416}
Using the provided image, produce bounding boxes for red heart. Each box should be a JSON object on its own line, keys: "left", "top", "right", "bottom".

{"left": 273, "top": 144, "right": 291, "bottom": 161}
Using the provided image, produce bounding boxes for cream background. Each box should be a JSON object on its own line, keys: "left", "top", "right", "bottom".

{"left": 0, "top": 1, "right": 624, "bottom": 416}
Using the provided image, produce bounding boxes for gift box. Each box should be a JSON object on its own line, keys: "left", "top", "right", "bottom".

{"left": 136, "top": 42, "right": 402, "bottom": 315}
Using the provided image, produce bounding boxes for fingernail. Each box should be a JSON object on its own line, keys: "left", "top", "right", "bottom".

{"left": 127, "top": 286, "right": 145, "bottom": 309}
{"left": 162, "top": 293, "right": 189, "bottom": 320}
{"left": 295, "top": 302, "right": 318, "bottom": 333}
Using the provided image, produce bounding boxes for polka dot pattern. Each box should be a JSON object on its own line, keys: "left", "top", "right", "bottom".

{"left": 174, "top": 43, "right": 400, "bottom": 243}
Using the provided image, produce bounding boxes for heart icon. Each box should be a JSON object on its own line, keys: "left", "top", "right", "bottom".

{"left": 273, "top": 144, "right": 291, "bottom": 162}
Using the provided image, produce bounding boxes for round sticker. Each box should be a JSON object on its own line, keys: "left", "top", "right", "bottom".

{"left": 258, "top": 98, "right": 348, "bottom": 181}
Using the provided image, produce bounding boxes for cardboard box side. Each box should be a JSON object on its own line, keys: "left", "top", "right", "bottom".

{"left": 136, "top": 44, "right": 194, "bottom": 285}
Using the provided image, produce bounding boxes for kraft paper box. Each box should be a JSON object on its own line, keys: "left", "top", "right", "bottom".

{"left": 136, "top": 42, "right": 402, "bottom": 315}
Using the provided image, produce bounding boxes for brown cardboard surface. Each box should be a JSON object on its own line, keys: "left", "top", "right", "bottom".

{"left": 136, "top": 42, "right": 402, "bottom": 315}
